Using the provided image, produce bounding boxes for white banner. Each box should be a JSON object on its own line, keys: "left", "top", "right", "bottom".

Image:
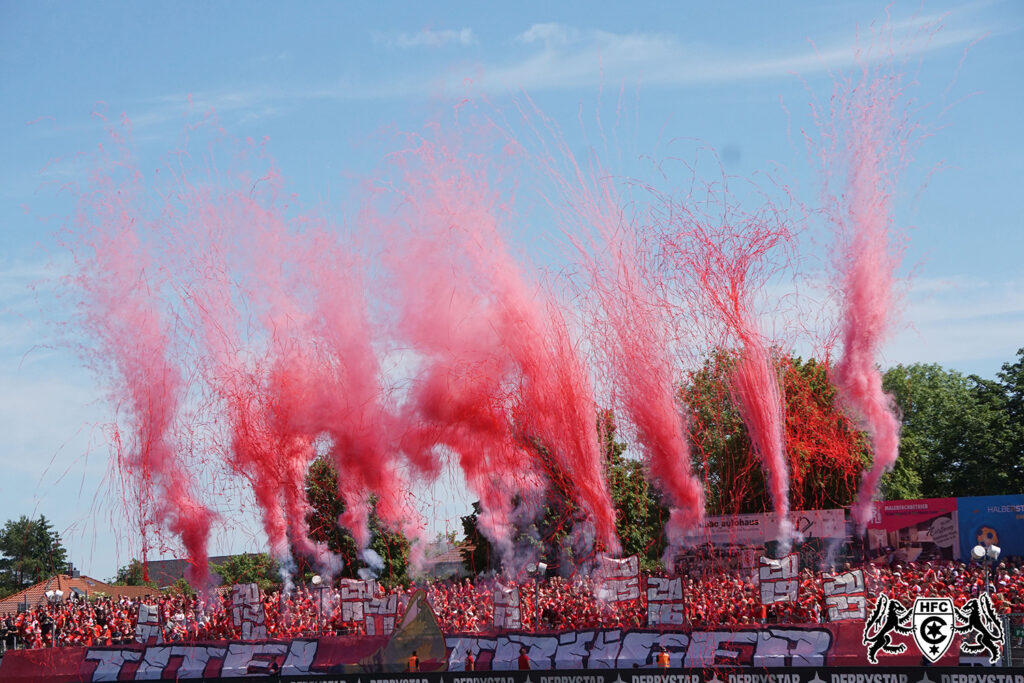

{"left": 758, "top": 555, "right": 798, "bottom": 605}
{"left": 493, "top": 584, "right": 522, "bottom": 629}
{"left": 230, "top": 583, "right": 267, "bottom": 640}
{"left": 134, "top": 603, "right": 162, "bottom": 645}
{"left": 689, "top": 509, "right": 846, "bottom": 545}
{"left": 364, "top": 594, "right": 398, "bottom": 636}
{"left": 646, "top": 576, "right": 685, "bottom": 626}
{"left": 338, "top": 578, "right": 374, "bottom": 622}
{"left": 822, "top": 569, "right": 867, "bottom": 621}
{"left": 596, "top": 555, "right": 641, "bottom": 602}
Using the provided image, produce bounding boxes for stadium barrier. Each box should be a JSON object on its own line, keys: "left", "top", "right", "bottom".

{"left": 0, "top": 623, "right": 1013, "bottom": 682}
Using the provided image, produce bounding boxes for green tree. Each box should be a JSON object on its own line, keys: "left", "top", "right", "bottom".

{"left": 168, "top": 576, "right": 195, "bottom": 598}
{"left": 522, "top": 436, "right": 585, "bottom": 569}
{"left": 883, "top": 361, "right": 1019, "bottom": 498}
{"left": 365, "top": 505, "right": 411, "bottom": 589}
{"left": 460, "top": 412, "right": 669, "bottom": 574}
{"left": 684, "top": 351, "right": 868, "bottom": 514}
{"left": 685, "top": 350, "right": 755, "bottom": 514}
{"left": 601, "top": 412, "right": 670, "bottom": 571}
{"left": 303, "top": 457, "right": 411, "bottom": 588}
{"left": 996, "top": 348, "right": 1024, "bottom": 483}
{"left": 110, "top": 559, "right": 158, "bottom": 588}
{"left": 212, "top": 553, "right": 280, "bottom": 592}
{"left": 457, "top": 442, "right": 591, "bottom": 575}
{"left": 459, "top": 502, "right": 496, "bottom": 575}
{"left": 0, "top": 515, "right": 69, "bottom": 597}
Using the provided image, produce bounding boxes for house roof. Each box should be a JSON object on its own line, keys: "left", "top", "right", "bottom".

{"left": 427, "top": 546, "right": 470, "bottom": 566}
{"left": 0, "top": 574, "right": 157, "bottom": 616}
{"left": 415, "top": 543, "right": 472, "bottom": 578}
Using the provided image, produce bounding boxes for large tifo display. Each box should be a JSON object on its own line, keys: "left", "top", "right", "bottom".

{"left": 0, "top": 623, "right": 1006, "bottom": 681}
{"left": 4, "top": 653, "right": 1021, "bottom": 683}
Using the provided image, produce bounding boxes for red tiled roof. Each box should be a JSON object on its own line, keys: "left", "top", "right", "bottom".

{"left": 417, "top": 543, "right": 473, "bottom": 578}
{"left": 426, "top": 546, "right": 470, "bottom": 565}
{"left": 0, "top": 574, "right": 130, "bottom": 615}
{"left": 107, "top": 584, "right": 161, "bottom": 601}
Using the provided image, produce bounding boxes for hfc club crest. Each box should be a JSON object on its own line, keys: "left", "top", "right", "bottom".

{"left": 863, "top": 592, "right": 1004, "bottom": 664}
{"left": 912, "top": 597, "right": 954, "bottom": 662}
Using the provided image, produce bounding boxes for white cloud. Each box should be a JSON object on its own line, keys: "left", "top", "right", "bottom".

{"left": 254, "top": 50, "right": 293, "bottom": 65}
{"left": 468, "top": 12, "right": 992, "bottom": 94}
{"left": 516, "top": 23, "right": 582, "bottom": 48}
{"left": 374, "top": 27, "right": 478, "bottom": 49}
{"left": 756, "top": 271, "right": 1022, "bottom": 378}
{"left": 883, "top": 276, "right": 1024, "bottom": 374}
{"left": 24, "top": 6, "right": 998, "bottom": 145}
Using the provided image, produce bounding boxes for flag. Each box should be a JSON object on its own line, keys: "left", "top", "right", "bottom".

{"left": 758, "top": 555, "right": 798, "bottom": 605}
{"left": 493, "top": 584, "right": 522, "bottom": 629}
{"left": 646, "top": 576, "right": 685, "bottom": 626}
{"left": 596, "top": 555, "right": 641, "bottom": 602}
{"left": 822, "top": 569, "right": 867, "bottom": 621}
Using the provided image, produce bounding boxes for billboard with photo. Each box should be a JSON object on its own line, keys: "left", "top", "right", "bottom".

{"left": 865, "top": 498, "right": 959, "bottom": 562}
{"left": 957, "top": 494, "right": 1024, "bottom": 561}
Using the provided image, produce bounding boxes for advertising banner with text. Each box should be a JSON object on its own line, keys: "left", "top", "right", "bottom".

{"left": 957, "top": 495, "right": 1024, "bottom": 561}
{"left": 690, "top": 510, "right": 846, "bottom": 546}
{"left": 866, "top": 498, "right": 959, "bottom": 562}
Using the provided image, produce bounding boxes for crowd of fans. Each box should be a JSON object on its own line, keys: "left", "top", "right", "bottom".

{"left": 426, "top": 558, "right": 1024, "bottom": 631}
{"left": 2, "top": 558, "right": 1022, "bottom": 654}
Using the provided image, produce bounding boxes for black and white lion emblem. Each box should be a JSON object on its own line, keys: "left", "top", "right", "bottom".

{"left": 862, "top": 594, "right": 913, "bottom": 664}
{"left": 954, "top": 593, "right": 1004, "bottom": 664}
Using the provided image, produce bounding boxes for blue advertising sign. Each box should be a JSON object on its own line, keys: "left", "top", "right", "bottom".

{"left": 957, "top": 494, "right": 1024, "bottom": 560}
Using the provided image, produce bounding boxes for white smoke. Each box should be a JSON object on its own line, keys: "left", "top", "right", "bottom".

{"left": 359, "top": 548, "right": 385, "bottom": 579}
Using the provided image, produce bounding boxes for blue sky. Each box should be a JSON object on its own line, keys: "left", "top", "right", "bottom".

{"left": 1, "top": 1, "right": 1021, "bottom": 580}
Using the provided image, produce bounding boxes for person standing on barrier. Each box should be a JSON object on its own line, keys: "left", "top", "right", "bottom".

{"left": 656, "top": 647, "right": 671, "bottom": 668}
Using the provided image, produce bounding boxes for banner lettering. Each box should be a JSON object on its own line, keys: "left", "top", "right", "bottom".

{"left": 365, "top": 594, "right": 398, "bottom": 636}
{"left": 646, "top": 576, "right": 685, "bottom": 626}
{"left": 134, "top": 603, "right": 162, "bottom": 645}
{"left": 230, "top": 583, "right": 267, "bottom": 640}
{"left": 759, "top": 555, "right": 798, "bottom": 605}
{"left": 596, "top": 555, "right": 640, "bottom": 602}
{"left": 493, "top": 584, "right": 522, "bottom": 630}
{"left": 823, "top": 569, "right": 866, "bottom": 621}
{"left": 3, "top": 623, "right": 983, "bottom": 681}
{"left": 339, "top": 578, "right": 374, "bottom": 622}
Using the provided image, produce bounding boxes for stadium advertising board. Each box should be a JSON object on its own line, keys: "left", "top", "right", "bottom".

{"left": 957, "top": 495, "right": 1024, "bottom": 562}
{"left": 690, "top": 509, "right": 845, "bottom": 546}
{"left": 866, "top": 498, "right": 959, "bottom": 562}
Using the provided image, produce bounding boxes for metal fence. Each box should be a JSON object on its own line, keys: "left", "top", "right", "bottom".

{"left": 1009, "top": 612, "right": 1024, "bottom": 667}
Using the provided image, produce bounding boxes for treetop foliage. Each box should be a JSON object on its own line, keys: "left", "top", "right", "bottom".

{"left": 0, "top": 515, "right": 69, "bottom": 599}
{"left": 881, "top": 348, "right": 1024, "bottom": 499}
{"left": 110, "top": 558, "right": 157, "bottom": 588}
{"left": 304, "top": 457, "right": 411, "bottom": 588}
{"left": 211, "top": 553, "right": 280, "bottom": 592}
{"left": 14, "top": 349, "right": 1021, "bottom": 589}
